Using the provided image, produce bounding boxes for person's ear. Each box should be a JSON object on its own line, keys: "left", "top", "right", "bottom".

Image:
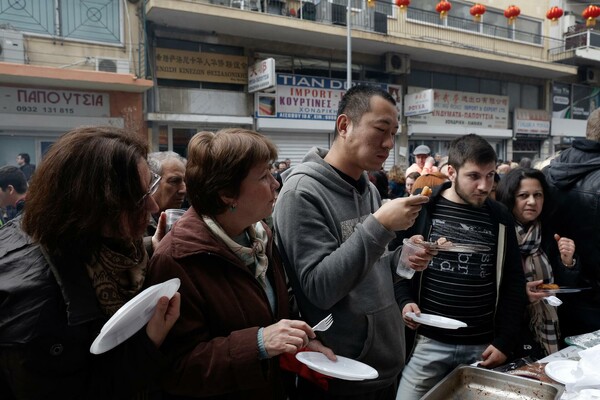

{"left": 6, "top": 185, "right": 14, "bottom": 195}
{"left": 219, "top": 191, "right": 238, "bottom": 209}
{"left": 336, "top": 114, "right": 351, "bottom": 139}
{"left": 447, "top": 165, "right": 457, "bottom": 182}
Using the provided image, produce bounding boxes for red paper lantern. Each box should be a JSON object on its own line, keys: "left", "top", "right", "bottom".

{"left": 504, "top": 5, "right": 520, "bottom": 25}
{"left": 395, "top": 0, "right": 410, "bottom": 11}
{"left": 582, "top": 5, "right": 600, "bottom": 28}
{"left": 469, "top": 3, "right": 486, "bottom": 23}
{"left": 546, "top": 6, "right": 563, "bottom": 25}
{"left": 435, "top": 0, "right": 451, "bottom": 19}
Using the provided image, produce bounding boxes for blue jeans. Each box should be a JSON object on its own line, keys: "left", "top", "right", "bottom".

{"left": 395, "top": 335, "right": 487, "bottom": 400}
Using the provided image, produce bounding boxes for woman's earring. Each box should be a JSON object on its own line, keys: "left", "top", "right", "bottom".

{"left": 230, "top": 204, "right": 237, "bottom": 212}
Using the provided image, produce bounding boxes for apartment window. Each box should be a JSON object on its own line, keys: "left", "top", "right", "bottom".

{"left": 0, "top": 0, "right": 121, "bottom": 44}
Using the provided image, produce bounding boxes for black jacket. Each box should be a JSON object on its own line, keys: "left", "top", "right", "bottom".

{"left": 0, "top": 216, "right": 166, "bottom": 399}
{"left": 391, "top": 182, "right": 527, "bottom": 356}
{"left": 544, "top": 138, "right": 600, "bottom": 305}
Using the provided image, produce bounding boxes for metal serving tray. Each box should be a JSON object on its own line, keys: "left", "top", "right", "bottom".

{"left": 421, "top": 365, "right": 564, "bottom": 400}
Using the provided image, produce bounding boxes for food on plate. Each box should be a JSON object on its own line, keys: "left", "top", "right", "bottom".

{"left": 421, "top": 186, "right": 432, "bottom": 197}
{"left": 537, "top": 283, "right": 560, "bottom": 290}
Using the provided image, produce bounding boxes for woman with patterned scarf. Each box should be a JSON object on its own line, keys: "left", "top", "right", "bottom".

{"left": 0, "top": 126, "right": 180, "bottom": 399}
{"left": 145, "top": 128, "right": 335, "bottom": 399}
{"left": 496, "top": 167, "right": 580, "bottom": 358}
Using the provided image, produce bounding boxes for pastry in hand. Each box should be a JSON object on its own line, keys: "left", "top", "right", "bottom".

{"left": 537, "top": 283, "right": 559, "bottom": 290}
{"left": 421, "top": 186, "right": 432, "bottom": 197}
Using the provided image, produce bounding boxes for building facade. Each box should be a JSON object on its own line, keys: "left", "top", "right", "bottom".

{"left": 1, "top": 0, "right": 598, "bottom": 170}
{"left": 0, "top": 0, "right": 152, "bottom": 167}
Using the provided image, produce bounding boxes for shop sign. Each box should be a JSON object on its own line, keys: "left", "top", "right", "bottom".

{"left": 248, "top": 58, "right": 276, "bottom": 93}
{"left": 404, "top": 89, "right": 433, "bottom": 116}
{"left": 552, "top": 82, "right": 571, "bottom": 119}
{"left": 255, "top": 74, "right": 394, "bottom": 120}
{"left": 155, "top": 48, "right": 248, "bottom": 84}
{"left": 0, "top": 86, "right": 109, "bottom": 117}
{"left": 514, "top": 108, "right": 550, "bottom": 136}
{"left": 406, "top": 87, "right": 508, "bottom": 129}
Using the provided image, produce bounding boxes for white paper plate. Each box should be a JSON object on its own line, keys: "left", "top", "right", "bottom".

{"left": 420, "top": 242, "right": 491, "bottom": 253}
{"left": 535, "top": 287, "right": 591, "bottom": 294}
{"left": 90, "top": 278, "right": 180, "bottom": 354}
{"left": 406, "top": 312, "right": 467, "bottom": 329}
{"left": 295, "top": 351, "right": 379, "bottom": 381}
{"left": 545, "top": 360, "right": 579, "bottom": 385}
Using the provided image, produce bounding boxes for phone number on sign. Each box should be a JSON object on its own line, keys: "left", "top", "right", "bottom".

{"left": 16, "top": 106, "right": 75, "bottom": 114}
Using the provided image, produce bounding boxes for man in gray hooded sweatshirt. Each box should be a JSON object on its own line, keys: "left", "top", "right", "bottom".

{"left": 274, "top": 85, "right": 432, "bottom": 399}
{"left": 543, "top": 107, "right": 600, "bottom": 338}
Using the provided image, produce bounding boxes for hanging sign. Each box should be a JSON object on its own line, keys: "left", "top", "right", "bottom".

{"left": 248, "top": 58, "right": 276, "bottom": 93}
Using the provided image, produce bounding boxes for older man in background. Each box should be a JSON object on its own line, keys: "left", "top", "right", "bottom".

{"left": 405, "top": 145, "right": 431, "bottom": 175}
{"left": 146, "top": 151, "right": 187, "bottom": 235}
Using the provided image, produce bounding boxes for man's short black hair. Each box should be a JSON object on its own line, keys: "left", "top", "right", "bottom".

{"left": 0, "top": 166, "right": 27, "bottom": 193}
{"left": 18, "top": 153, "right": 31, "bottom": 164}
{"left": 335, "top": 85, "right": 396, "bottom": 136}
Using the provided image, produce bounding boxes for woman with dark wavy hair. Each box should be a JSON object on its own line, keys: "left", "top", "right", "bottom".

{"left": 496, "top": 167, "right": 579, "bottom": 358}
{"left": 0, "top": 126, "right": 180, "bottom": 399}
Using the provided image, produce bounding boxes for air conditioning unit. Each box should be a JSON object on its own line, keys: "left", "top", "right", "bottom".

{"left": 384, "top": 53, "right": 410, "bottom": 75}
{"left": 0, "top": 30, "right": 25, "bottom": 64}
{"left": 585, "top": 68, "right": 600, "bottom": 85}
{"left": 96, "top": 58, "right": 130, "bottom": 74}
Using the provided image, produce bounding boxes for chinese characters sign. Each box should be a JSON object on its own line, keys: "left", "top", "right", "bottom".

{"left": 514, "top": 108, "right": 550, "bottom": 136}
{"left": 404, "top": 89, "right": 433, "bottom": 116}
{"left": 248, "top": 58, "right": 276, "bottom": 93}
{"left": 155, "top": 48, "right": 248, "bottom": 84}
{"left": 407, "top": 87, "right": 508, "bottom": 129}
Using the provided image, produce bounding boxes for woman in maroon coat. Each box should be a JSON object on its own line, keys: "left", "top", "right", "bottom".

{"left": 146, "top": 128, "right": 334, "bottom": 399}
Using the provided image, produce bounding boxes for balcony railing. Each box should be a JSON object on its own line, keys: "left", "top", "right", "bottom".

{"left": 202, "top": 0, "right": 566, "bottom": 63}
{"left": 549, "top": 25, "right": 600, "bottom": 62}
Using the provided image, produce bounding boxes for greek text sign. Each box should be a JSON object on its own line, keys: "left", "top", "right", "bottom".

{"left": 0, "top": 86, "right": 109, "bottom": 117}
{"left": 407, "top": 87, "right": 508, "bottom": 129}
{"left": 404, "top": 89, "right": 433, "bottom": 116}
{"left": 156, "top": 48, "right": 248, "bottom": 84}
{"left": 256, "top": 74, "right": 391, "bottom": 120}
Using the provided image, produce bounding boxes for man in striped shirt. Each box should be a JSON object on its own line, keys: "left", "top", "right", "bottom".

{"left": 394, "top": 134, "right": 527, "bottom": 400}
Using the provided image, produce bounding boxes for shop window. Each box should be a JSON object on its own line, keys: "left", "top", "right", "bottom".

{"left": 432, "top": 72, "right": 456, "bottom": 91}
{"left": 407, "top": 70, "right": 431, "bottom": 88}
{"left": 480, "top": 79, "right": 501, "bottom": 95}
{"left": 505, "top": 82, "right": 521, "bottom": 111}
{"left": 0, "top": 0, "right": 121, "bottom": 44}
{"left": 522, "top": 85, "right": 541, "bottom": 110}
{"left": 456, "top": 76, "right": 479, "bottom": 93}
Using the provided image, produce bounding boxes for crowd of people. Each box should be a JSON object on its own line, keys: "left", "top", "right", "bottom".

{"left": 0, "top": 86, "right": 599, "bottom": 399}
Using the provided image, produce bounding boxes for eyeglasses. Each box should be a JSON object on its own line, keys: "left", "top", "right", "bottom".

{"left": 139, "top": 172, "right": 161, "bottom": 204}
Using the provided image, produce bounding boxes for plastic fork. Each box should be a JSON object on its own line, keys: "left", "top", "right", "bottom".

{"left": 311, "top": 314, "right": 333, "bottom": 332}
